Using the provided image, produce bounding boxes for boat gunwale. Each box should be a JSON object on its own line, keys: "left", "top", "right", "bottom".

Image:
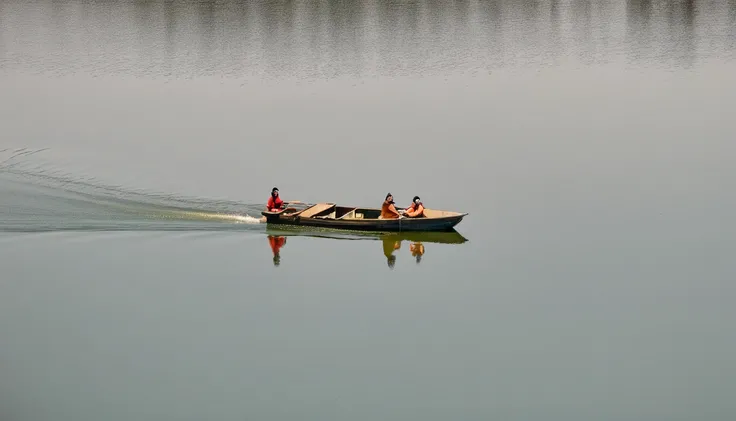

{"left": 263, "top": 203, "right": 467, "bottom": 221}
{"left": 261, "top": 203, "right": 467, "bottom": 233}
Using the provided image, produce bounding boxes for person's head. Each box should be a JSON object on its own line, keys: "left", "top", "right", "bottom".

{"left": 412, "top": 196, "right": 421, "bottom": 205}
{"left": 385, "top": 192, "right": 394, "bottom": 204}
{"left": 387, "top": 254, "right": 396, "bottom": 269}
{"left": 273, "top": 254, "right": 280, "bottom": 266}
{"left": 272, "top": 187, "right": 279, "bottom": 198}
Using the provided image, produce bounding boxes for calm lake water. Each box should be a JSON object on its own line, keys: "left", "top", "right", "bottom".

{"left": 1, "top": 1, "right": 735, "bottom": 420}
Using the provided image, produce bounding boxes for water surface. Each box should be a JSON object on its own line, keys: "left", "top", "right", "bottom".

{"left": 1, "top": 1, "right": 735, "bottom": 420}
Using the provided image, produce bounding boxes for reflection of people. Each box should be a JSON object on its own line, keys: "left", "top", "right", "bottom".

{"left": 382, "top": 237, "right": 402, "bottom": 269}
{"left": 404, "top": 196, "right": 425, "bottom": 218}
{"left": 380, "top": 193, "right": 401, "bottom": 219}
{"left": 268, "top": 235, "right": 286, "bottom": 266}
{"left": 410, "top": 242, "right": 425, "bottom": 264}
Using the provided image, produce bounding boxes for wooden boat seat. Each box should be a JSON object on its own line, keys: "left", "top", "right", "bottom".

{"left": 315, "top": 211, "right": 336, "bottom": 219}
{"left": 299, "top": 203, "right": 336, "bottom": 219}
{"left": 337, "top": 209, "right": 357, "bottom": 219}
{"left": 313, "top": 206, "right": 359, "bottom": 220}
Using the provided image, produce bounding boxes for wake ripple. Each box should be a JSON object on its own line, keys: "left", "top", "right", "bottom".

{"left": 0, "top": 148, "right": 266, "bottom": 233}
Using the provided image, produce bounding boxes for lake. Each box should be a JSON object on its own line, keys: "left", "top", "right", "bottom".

{"left": 1, "top": 1, "right": 735, "bottom": 420}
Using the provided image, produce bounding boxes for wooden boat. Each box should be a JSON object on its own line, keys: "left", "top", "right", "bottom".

{"left": 261, "top": 202, "right": 467, "bottom": 232}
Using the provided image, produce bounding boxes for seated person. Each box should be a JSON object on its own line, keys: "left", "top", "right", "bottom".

{"left": 266, "top": 187, "right": 284, "bottom": 212}
{"left": 403, "top": 196, "right": 425, "bottom": 218}
{"left": 380, "top": 193, "right": 401, "bottom": 219}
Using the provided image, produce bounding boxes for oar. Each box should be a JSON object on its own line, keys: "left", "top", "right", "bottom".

{"left": 285, "top": 200, "right": 316, "bottom": 208}
{"left": 265, "top": 201, "right": 310, "bottom": 213}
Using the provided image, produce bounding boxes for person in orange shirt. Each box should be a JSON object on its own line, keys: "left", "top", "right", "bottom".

{"left": 380, "top": 193, "right": 401, "bottom": 219}
{"left": 403, "top": 196, "right": 425, "bottom": 218}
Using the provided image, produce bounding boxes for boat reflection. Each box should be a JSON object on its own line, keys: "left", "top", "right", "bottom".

{"left": 265, "top": 228, "right": 468, "bottom": 269}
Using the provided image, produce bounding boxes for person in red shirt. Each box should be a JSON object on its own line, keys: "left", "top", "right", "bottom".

{"left": 266, "top": 187, "right": 284, "bottom": 212}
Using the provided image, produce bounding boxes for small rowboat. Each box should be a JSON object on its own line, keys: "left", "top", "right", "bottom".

{"left": 261, "top": 202, "right": 467, "bottom": 232}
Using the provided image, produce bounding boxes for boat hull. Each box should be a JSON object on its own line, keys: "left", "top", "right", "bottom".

{"left": 262, "top": 203, "right": 467, "bottom": 233}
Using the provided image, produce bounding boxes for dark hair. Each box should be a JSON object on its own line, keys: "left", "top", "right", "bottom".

{"left": 413, "top": 195, "right": 421, "bottom": 203}
{"left": 385, "top": 192, "right": 394, "bottom": 203}
{"left": 272, "top": 187, "right": 279, "bottom": 192}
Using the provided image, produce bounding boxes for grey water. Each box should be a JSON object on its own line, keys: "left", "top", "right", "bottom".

{"left": 1, "top": 1, "right": 735, "bottom": 420}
